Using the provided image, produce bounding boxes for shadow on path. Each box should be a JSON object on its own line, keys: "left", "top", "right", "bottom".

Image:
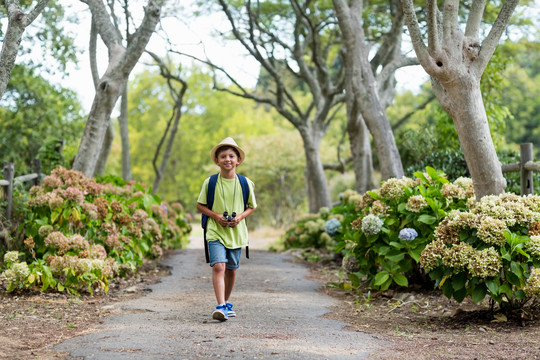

{"left": 55, "top": 249, "right": 383, "bottom": 359}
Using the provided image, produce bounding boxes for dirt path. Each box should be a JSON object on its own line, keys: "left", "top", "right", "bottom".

{"left": 54, "top": 242, "right": 384, "bottom": 359}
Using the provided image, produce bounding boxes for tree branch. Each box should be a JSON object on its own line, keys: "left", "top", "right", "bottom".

{"left": 474, "top": 0, "right": 519, "bottom": 73}
{"left": 465, "top": 0, "right": 487, "bottom": 39}
{"left": 391, "top": 93, "right": 436, "bottom": 130}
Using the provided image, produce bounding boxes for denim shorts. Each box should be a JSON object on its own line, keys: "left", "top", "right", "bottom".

{"left": 208, "top": 240, "right": 241, "bottom": 270}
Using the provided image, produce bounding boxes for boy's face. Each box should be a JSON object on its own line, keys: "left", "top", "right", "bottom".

{"left": 214, "top": 148, "right": 241, "bottom": 170}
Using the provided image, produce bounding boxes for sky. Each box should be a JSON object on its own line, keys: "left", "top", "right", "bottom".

{"left": 61, "top": 3, "right": 429, "bottom": 113}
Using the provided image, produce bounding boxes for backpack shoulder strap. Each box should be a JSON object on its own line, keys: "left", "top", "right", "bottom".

{"left": 237, "top": 174, "right": 249, "bottom": 209}
{"left": 236, "top": 174, "right": 250, "bottom": 259}
{"left": 201, "top": 173, "right": 219, "bottom": 229}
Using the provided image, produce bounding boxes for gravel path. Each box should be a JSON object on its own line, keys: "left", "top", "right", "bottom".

{"left": 55, "top": 239, "right": 383, "bottom": 359}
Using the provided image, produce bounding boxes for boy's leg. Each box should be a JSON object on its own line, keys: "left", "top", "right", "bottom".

{"left": 208, "top": 241, "right": 229, "bottom": 321}
{"left": 224, "top": 247, "right": 241, "bottom": 317}
{"left": 224, "top": 269, "right": 237, "bottom": 301}
{"left": 212, "top": 263, "right": 227, "bottom": 305}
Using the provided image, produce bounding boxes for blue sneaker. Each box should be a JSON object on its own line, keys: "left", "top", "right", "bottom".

{"left": 226, "top": 302, "right": 236, "bottom": 317}
{"left": 212, "top": 305, "right": 228, "bottom": 321}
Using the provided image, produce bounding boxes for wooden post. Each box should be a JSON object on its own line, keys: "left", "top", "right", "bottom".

{"left": 33, "top": 159, "right": 42, "bottom": 186}
{"left": 520, "top": 143, "right": 533, "bottom": 195}
{"left": 4, "top": 162, "right": 14, "bottom": 220}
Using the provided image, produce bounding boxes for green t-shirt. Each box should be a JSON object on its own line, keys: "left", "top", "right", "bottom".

{"left": 197, "top": 174, "right": 257, "bottom": 249}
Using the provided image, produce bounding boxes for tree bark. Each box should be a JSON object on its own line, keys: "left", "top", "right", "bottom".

{"left": 300, "top": 127, "right": 332, "bottom": 212}
{"left": 400, "top": 0, "right": 519, "bottom": 197}
{"left": 333, "top": 0, "right": 405, "bottom": 181}
{"left": 0, "top": 0, "right": 49, "bottom": 100}
{"left": 348, "top": 112, "right": 375, "bottom": 192}
{"left": 72, "top": 0, "right": 163, "bottom": 177}
{"left": 94, "top": 120, "right": 114, "bottom": 176}
{"left": 119, "top": 86, "right": 133, "bottom": 180}
{"left": 440, "top": 79, "right": 505, "bottom": 196}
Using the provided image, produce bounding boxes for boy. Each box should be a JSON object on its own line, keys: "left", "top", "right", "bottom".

{"left": 197, "top": 137, "right": 257, "bottom": 321}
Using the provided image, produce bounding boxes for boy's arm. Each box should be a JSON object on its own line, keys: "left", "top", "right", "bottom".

{"left": 227, "top": 207, "right": 256, "bottom": 227}
{"left": 197, "top": 202, "right": 230, "bottom": 227}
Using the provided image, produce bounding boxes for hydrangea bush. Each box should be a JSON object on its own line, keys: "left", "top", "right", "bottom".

{"left": 333, "top": 167, "right": 474, "bottom": 291}
{"left": 282, "top": 207, "right": 342, "bottom": 250}
{"left": 421, "top": 193, "right": 540, "bottom": 308}
{"left": 0, "top": 167, "right": 191, "bottom": 295}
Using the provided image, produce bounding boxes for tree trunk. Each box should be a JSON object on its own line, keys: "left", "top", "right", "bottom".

{"left": 73, "top": 70, "right": 127, "bottom": 176}
{"left": 400, "top": 0, "right": 518, "bottom": 197}
{"left": 438, "top": 80, "right": 506, "bottom": 197}
{"left": 72, "top": 0, "right": 163, "bottom": 177}
{"left": 334, "top": 0, "right": 404, "bottom": 181}
{"left": 119, "top": 86, "right": 133, "bottom": 180}
{"left": 94, "top": 119, "right": 114, "bottom": 176}
{"left": 0, "top": 0, "right": 49, "bottom": 99}
{"left": 299, "top": 127, "right": 332, "bottom": 213}
{"left": 348, "top": 114, "right": 375, "bottom": 192}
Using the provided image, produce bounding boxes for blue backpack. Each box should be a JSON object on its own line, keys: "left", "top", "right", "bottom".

{"left": 201, "top": 173, "right": 250, "bottom": 263}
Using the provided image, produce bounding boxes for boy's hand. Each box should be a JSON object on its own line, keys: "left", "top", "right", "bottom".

{"left": 227, "top": 216, "right": 241, "bottom": 227}
{"left": 216, "top": 214, "right": 230, "bottom": 227}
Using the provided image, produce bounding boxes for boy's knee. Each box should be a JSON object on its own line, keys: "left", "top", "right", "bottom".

{"left": 212, "top": 262, "right": 226, "bottom": 273}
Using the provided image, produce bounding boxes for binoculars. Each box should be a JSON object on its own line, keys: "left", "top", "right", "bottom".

{"left": 223, "top": 211, "right": 236, "bottom": 222}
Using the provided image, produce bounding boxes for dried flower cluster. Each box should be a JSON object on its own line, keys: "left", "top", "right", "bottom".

{"left": 379, "top": 177, "right": 415, "bottom": 202}
{"left": 361, "top": 214, "right": 384, "bottom": 235}
{"left": 524, "top": 268, "right": 540, "bottom": 297}
{"left": 422, "top": 194, "right": 540, "bottom": 282}
{"left": 405, "top": 195, "right": 428, "bottom": 213}
{"left": 0, "top": 166, "right": 191, "bottom": 294}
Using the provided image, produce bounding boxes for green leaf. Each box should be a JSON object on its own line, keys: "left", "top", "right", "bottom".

{"left": 514, "top": 247, "right": 529, "bottom": 257}
{"left": 515, "top": 290, "right": 526, "bottom": 300}
{"left": 453, "top": 287, "right": 467, "bottom": 303}
{"left": 380, "top": 277, "right": 393, "bottom": 291}
{"left": 501, "top": 247, "right": 511, "bottom": 261}
{"left": 417, "top": 214, "right": 437, "bottom": 225}
{"left": 408, "top": 248, "right": 422, "bottom": 262}
{"left": 506, "top": 271, "right": 522, "bottom": 286}
{"left": 499, "top": 283, "right": 512, "bottom": 297}
{"left": 392, "top": 273, "right": 408, "bottom": 287}
{"left": 373, "top": 272, "right": 390, "bottom": 286}
{"left": 348, "top": 273, "right": 360, "bottom": 288}
{"left": 425, "top": 166, "right": 439, "bottom": 180}
{"left": 472, "top": 283, "right": 487, "bottom": 303}
{"left": 485, "top": 279, "right": 499, "bottom": 295}
{"left": 510, "top": 261, "right": 523, "bottom": 278}
{"left": 389, "top": 241, "right": 405, "bottom": 250}
{"left": 386, "top": 253, "right": 405, "bottom": 263}
{"left": 441, "top": 280, "right": 454, "bottom": 298}
{"left": 452, "top": 273, "right": 467, "bottom": 291}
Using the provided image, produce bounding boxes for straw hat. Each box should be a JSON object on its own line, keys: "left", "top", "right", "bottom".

{"left": 210, "top": 137, "right": 246, "bottom": 164}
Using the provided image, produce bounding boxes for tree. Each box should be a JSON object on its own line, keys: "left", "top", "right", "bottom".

{"left": 400, "top": 0, "right": 519, "bottom": 198}
{"left": 146, "top": 51, "right": 187, "bottom": 193}
{"left": 0, "top": 65, "right": 85, "bottom": 174}
{"left": 72, "top": 0, "right": 164, "bottom": 177}
{"left": 0, "top": 0, "right": 50, "bottom": 99}
{"left": 123, "top": 66, "right": 278, "bottom": 212}
{"left": 333, "top": 0, "right": 417, "bottom": 189}
{"left": 212, "top": 0, "right": 344, "bottom": 213}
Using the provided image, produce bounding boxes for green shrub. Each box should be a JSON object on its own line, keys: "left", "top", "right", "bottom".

{"left": 281, "top": 207, "right": 339, "bottom": 250}
{"left": 421, "top": 193, "right": 540, "bottom": 310}
{"left": 0, "top": 167, "right": 191, "bottom": 295}
{"left": 333, "top": 167, "right": 474, "bottom": 291}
